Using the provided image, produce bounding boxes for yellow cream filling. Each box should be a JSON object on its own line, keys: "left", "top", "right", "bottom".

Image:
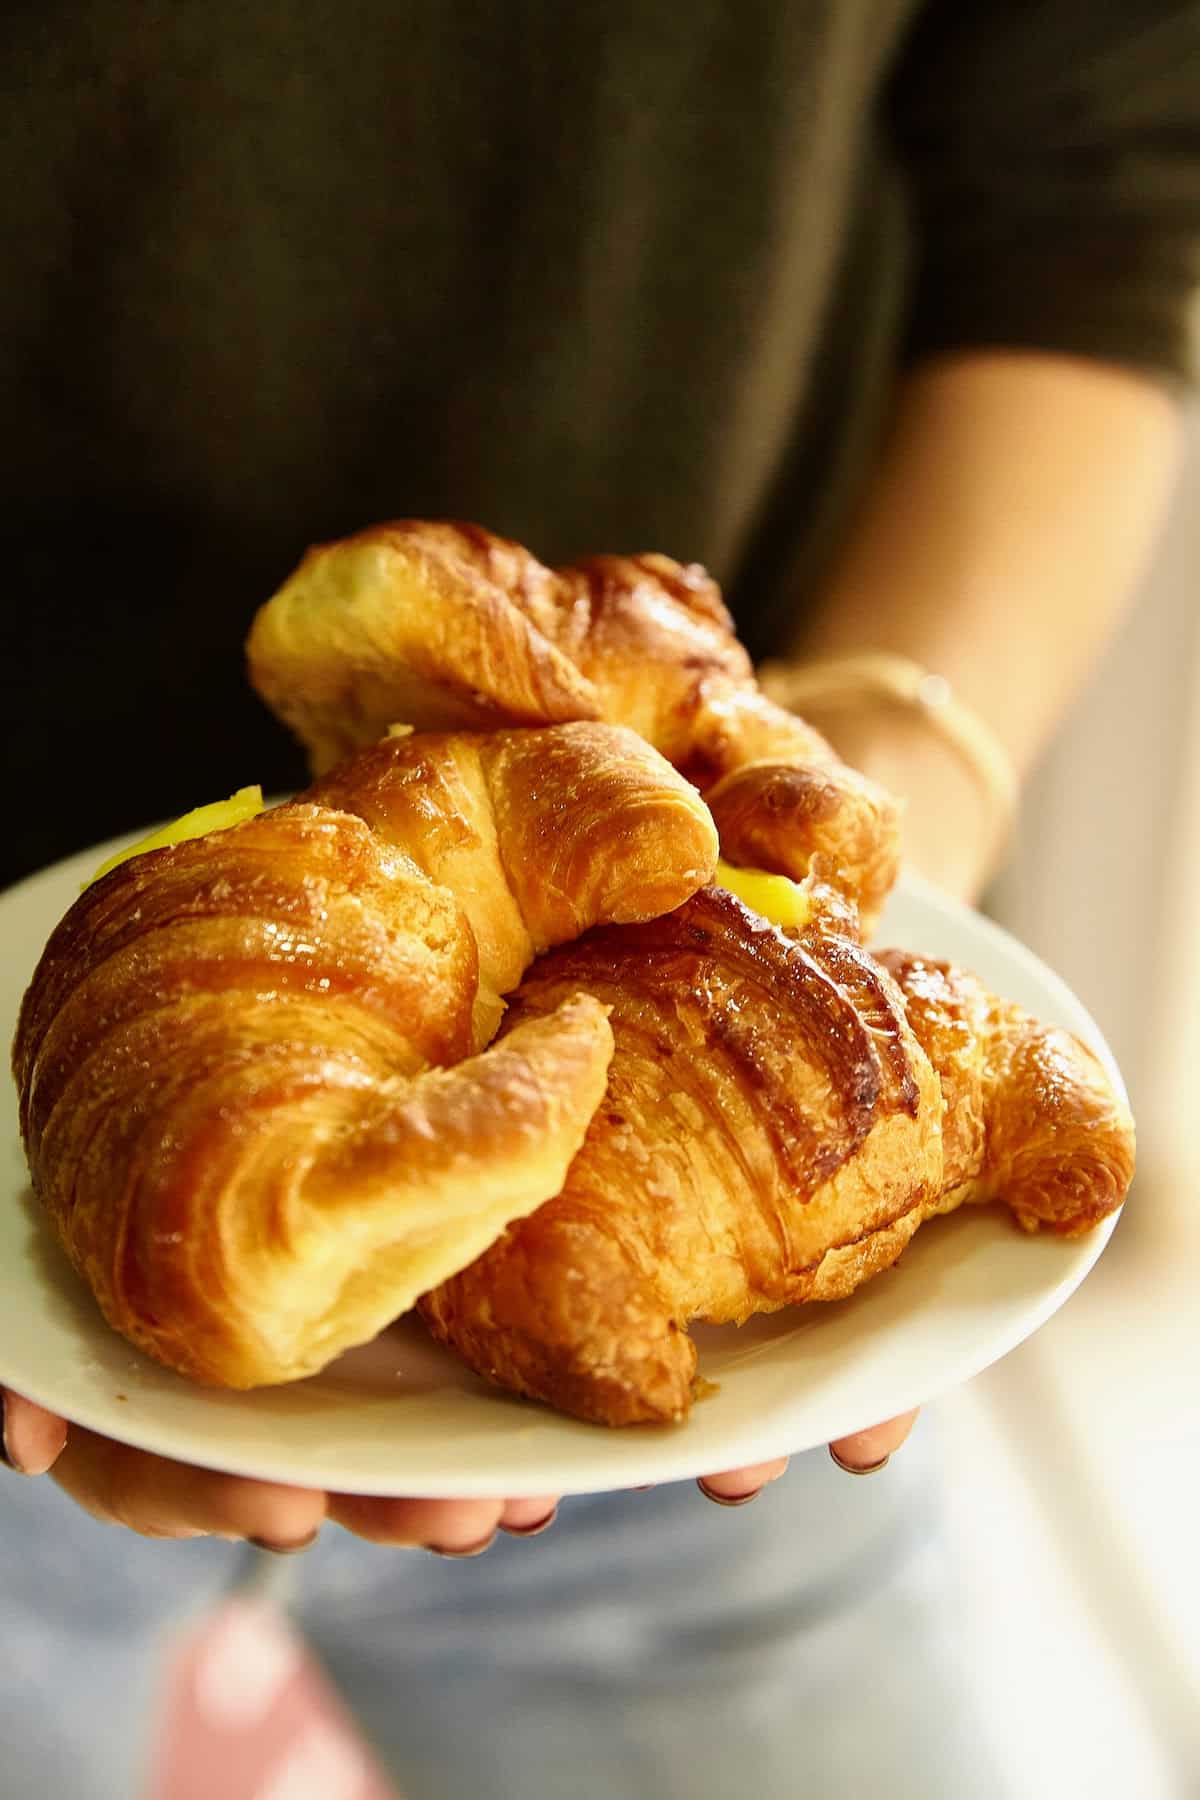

{"left": 715, "top": 858, "right": 812, "bottom": 930}
{"left": 86, "top": 785, "right": 264, "bottom": 888}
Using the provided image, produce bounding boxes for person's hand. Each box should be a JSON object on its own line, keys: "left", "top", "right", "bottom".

{"left": 0, "top": 1388, "right": 558, "bottom": 1555}
{"left": 5, "top": 1384, "right": 921, "bottom": 1539}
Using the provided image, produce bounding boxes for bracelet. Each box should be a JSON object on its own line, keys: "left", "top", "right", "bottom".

{"left": 758, "top": 652, "right": 1020, "bottom": 855}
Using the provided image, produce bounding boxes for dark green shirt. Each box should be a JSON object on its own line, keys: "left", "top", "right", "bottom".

{"left": 4, "top": 1, "right": 1199, "bottom": 883}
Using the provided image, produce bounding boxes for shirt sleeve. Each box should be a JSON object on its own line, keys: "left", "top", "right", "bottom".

{"left": 887, "top": 1, "right": 1200, "bottom": 383}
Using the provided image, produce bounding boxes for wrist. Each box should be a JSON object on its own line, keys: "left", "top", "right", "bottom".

{"left": 787, "top": 692, "right": 1003, "bottom": 906}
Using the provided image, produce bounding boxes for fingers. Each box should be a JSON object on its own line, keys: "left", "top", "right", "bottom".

{"left": 696, "top": 1457, "right": 790, "bottom": 1507}
{"left": 695, "top": 1410, "right": 923, "bottom": 1505}
{"left": 828, "top": 1408, "right": 920, "bottom": 1475}
{"left": 25, "top": 1409, "right": 561, "bottom": 1557}
{"left": 0, "top": 1389, "right": 68, "bottom": 1476}
{"left": 327, "top": 1492, "right": 562, "bottom": 1554}
{"left": 51, "top": 1427, "right": 326, "bottom": 1548}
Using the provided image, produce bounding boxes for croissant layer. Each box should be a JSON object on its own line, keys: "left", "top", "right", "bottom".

{"left": 14, "top": 724, "right": 716, "bottom": 1386}
{"left": 247, "top": 521, "right": 900, "bottom": 928}
{"left": 421, "top": 889, "right": 1135, "bottom": 1425}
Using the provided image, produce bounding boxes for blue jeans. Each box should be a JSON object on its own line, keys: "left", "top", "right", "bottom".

{"left": 0, "top": 1423, "right": 1002, "bottom": 1798}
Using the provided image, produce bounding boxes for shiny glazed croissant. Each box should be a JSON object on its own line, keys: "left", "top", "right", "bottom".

{"left": 245, "top": 521, "right": 901, "bottom": 930}
{"left": 13, "top": 722, "right": 717, "bottom": 1387}
{"left": 420, "top": 886, "right": 1136, "bottom": 1425}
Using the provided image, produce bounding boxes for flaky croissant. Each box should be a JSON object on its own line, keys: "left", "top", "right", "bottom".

{"left": 245, "top": 521, "right": 901, "bottom": 930}
{"left": 420, "top": 885, "right": 1136, "bottom": 1426}
{"left": 13, "top": 722, "right": 717, "bottom": 1387}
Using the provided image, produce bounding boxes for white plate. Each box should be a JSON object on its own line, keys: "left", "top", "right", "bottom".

{"left": 1, "top": 838, "right": 1126, "bottom": 1497}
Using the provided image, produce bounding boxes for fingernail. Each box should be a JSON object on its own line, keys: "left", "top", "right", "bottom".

{"left": 829, "top": 1447, "right": 891, "bottom": 1476}
{"left": 502, "top": 1507, "right": 558, "bottom": 1538}
{"left": 249, "top": 1529, "right": 321, "bottom": 1556}
{"left": 429, "top": 1531, "right": 498, "bottom": 1559}
{"left": 696, "top": 1480, "right": 761, "bottom": 1508}
{"left": 0, "top": 1395, "right": 29, "bottom": 1476}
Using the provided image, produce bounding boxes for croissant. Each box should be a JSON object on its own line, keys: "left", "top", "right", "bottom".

{"left": 245, "top": 521, "right": 901, "bottom": 930}
{"left": 420, "top": 885, "right": 1136, "bottom": 1426}
{"left": 13, "top": 722, "right": 717, "bottom": 1387}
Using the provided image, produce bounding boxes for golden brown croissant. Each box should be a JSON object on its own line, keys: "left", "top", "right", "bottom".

{"left": 420, "top": 886, "right": 1136, "bottom": 1426}
{"left": 13, "top": 722, "right": 717, "bottom": 1388}
{"left": 245, "top": 521, "right": 901, "bottom": 930}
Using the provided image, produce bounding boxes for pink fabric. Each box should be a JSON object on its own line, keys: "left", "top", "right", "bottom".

{"left": 147, "top": 1600, "right": 401, "bottom": 1800}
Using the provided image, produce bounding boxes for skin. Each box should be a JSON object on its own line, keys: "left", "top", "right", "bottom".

{"left": 0, "top": 352, "right": 1180, "bottom": 1546}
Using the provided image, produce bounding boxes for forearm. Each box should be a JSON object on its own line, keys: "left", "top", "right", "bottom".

{"left": 789, "top": 352, "right": 1184, "bottom": 895}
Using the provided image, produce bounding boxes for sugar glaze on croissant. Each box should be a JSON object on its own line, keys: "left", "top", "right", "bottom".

{"left": 246, "top": 521, "right": 901, "bottom": 930}
{"left": 421, "top": 885, "right": 1136, "bottom": 1426}
{"left": 13, "top": 722, "right": 717, "bottom": 1387}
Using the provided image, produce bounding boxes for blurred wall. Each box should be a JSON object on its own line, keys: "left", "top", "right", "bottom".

{"left": 939, "top": 415, "right": 1200, "bottom": 1800}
